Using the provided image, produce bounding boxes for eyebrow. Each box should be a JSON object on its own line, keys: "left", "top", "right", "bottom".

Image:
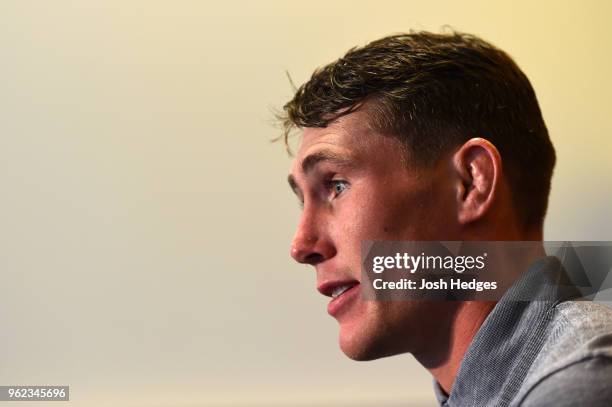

{"left": 287, "top": 149, "right": 354, "bottom": 197}
{"left": 300, "top": 149, "right": 354, "bottom": 175}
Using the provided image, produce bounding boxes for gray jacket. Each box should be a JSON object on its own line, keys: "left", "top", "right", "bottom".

{"left": 434, "top": 256, "right": 612, "bottom": 406}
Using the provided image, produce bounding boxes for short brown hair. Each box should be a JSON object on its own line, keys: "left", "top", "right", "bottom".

{"left": 279, "top": 30, "right": 555, "bottom": 230}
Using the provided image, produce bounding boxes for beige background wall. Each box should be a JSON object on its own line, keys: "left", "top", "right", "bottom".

{"left": 1, "top": 1, "right": 611, "bottom": 406}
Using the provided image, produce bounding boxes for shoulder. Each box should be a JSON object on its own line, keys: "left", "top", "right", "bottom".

{"left": 519, "top": 356, "right": 612, "bottom": 406}
{"left": 555, "top": 300, "right": 612, "bottom": 332}
{"left": 534, "top": 301, "right": 612, "bottom": 366}
{"left": 547, "top": 300, "right": 612, "bottom": 358}
{"left": 515, "top": 301, "right": 612, "bottom": 406}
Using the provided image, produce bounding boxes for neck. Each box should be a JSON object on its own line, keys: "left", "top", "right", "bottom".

{"left": 415, "top": 300, "right": 496, "bottom": 395}
{"left": 414, "top": 237, "right": 547, "bottom": 395}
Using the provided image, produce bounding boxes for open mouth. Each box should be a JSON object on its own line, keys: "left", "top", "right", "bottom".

{"left": 326, "top": 282, "right": 360, "bottom": 317}
{"left": 331, "top": 283, "right": 357, "bottom": 299}
{"left": 318, "top": 279, "right": 360, "bottom": 299}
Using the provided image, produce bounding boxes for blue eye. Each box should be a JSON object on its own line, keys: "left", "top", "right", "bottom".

{"left": 329, "top": 180, "right": 349, "bottom": 197}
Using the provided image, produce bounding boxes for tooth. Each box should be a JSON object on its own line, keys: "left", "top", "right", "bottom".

{"left": 332, "top": 285, "right": 350, "bottom": 299}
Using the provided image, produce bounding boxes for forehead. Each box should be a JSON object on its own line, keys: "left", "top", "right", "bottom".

{"left": 292, "top": 109, "right": 400, "bottom": 171}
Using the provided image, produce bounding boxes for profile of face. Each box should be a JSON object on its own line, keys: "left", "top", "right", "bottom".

{"left": 288, "top": 108, "right": 466, "bottom": 360}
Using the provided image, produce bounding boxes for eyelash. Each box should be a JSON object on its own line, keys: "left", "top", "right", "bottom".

{"left": 326, "top": 179, "right": 349, "bottom": 198}
{"left": 296, "top": 179, "right": 349, "bottom": 209}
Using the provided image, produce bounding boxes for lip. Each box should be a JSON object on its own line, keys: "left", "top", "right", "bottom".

{"left": 327, "top": 283, "right": 360, "bottom": 317}
{"left": 317, "top": 279, "right": 359, "bottom": 297}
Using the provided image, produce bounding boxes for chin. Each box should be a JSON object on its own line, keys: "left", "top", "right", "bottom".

{"left": 339, "top": 341, "right": 381, "bottom": 361}
{"left": 337, "top": 317, "right": 407, "bottom": 361}
{"left": 336, "top": 300, "right": 422, "bottom": 361}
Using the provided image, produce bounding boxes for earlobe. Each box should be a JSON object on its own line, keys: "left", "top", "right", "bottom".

{"left": 452, "top": 138, "right": 502, "bottom": 225}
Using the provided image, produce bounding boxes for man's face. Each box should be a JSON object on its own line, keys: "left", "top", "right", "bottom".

{"left": 288, "top": 108, "right": 460, "bottom": 360}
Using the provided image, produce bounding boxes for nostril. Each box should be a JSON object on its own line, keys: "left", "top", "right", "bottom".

{"left": 303, "top": 253, "right": 324, "bottom": 265}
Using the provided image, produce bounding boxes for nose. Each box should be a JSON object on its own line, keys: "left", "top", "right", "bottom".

{"left": 290, "top": 207, "right": 335, "bottom": 265}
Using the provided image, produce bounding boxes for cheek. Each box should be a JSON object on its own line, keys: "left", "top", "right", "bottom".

{"left": 375, "top": 184, "right": 449, "bottom": 239}
{"left": 343, "top": 199, "right": 388, "bottom": 241}
{"left": 336, "top": 186, "right": 408, "bottom": 241}
{"left": 328, "top": 200, "right": 384, "bottom": 277}
{"left": 331, "top": 178, "right": 452, "bottom": 250}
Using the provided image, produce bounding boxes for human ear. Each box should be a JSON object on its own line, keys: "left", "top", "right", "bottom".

{"left": 451, "top": 138, "right": 502, "bottom": 225}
